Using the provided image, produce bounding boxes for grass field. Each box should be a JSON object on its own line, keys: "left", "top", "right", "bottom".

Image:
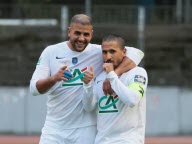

{"left": 1, "top": 136, "right": 192, "bottom": 144}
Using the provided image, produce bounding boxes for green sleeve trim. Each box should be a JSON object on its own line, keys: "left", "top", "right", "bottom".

{"left": 36, "top": 58, "right": 41, "bottom": 65}
{"left": 128, "top": 82, "right": 145, "bottom": 99}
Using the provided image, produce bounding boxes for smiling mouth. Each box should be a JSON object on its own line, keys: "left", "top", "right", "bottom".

{"left": 76, "top": 41, "right": 86, "bottom": 47}
{"left": 78, "top": 43, "right": 85, "bottom": 46}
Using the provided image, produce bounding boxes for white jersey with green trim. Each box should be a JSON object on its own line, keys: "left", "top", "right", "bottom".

{"left": 30, "top": 41, "right": 103, "bottom": 129}
{"left": 30, "top": 41, "right": 144, "bottom": 130}
{"left": 83, "top": 66, "right": 148, "bottom": 144}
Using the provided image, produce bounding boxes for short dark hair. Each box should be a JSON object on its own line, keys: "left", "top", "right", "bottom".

{"left": 102, "top": 34, "right": 125, "bottom": 50}
{"left": 70, "top": 14, "right": 93, "bottom": 26}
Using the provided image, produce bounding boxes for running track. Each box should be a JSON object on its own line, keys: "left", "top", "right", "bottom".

{"left": 0, "top": 136, "right": 192, "bottom": 144}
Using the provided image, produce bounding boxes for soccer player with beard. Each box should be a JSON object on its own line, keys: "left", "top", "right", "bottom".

{"left": 83, "top": 34, "right": 148, "bottom": 144}
{"left": 30, "top": 14, "right": 144, "bottom": 144}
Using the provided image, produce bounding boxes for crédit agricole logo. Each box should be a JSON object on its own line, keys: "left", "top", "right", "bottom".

{"left": 62, "top": 67, "right": 87, "bottom": 86}
{"left": 99, "top": 95, "right": 119, "bottom": 113}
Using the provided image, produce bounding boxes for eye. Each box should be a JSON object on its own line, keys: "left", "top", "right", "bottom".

{"left": 84, "top": 33, "right": 90, "bottom": 37}
{"left": 109, "top": 49, "right": 116, "bottom": 54}
{"left": 74, "top": 31, "right": 81, "bottom": 36}
{"left": 102, "top": 51, "right": 107, "bottom": 54}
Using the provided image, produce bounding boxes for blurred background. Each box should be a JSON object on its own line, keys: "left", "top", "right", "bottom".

{"left": 0, "top": 0, "right": 192, "bottom": 143}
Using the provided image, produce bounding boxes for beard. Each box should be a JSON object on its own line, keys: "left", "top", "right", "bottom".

{"left": 71, "top": 39, "right": 89, "bottom": 52}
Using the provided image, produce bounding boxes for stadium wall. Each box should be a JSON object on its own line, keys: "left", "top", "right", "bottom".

{"left": 0, "top": 24, "right": 192, "bottom": 86}
{"left": 0, "top": 86, "right": 192, "bottom": 136}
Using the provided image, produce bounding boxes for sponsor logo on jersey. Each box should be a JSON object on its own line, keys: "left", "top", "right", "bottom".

{"left": 98, "top": 95, "right": 119, "bottom": 113}
{"left": 134, "top": 75, "right": 146, "bottom": 85}
{"left": 62, "top": 67, "right": 87, "bottom": 86}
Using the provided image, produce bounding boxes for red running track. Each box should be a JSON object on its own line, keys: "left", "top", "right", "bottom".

{"left": 0, "top": 136, "right": 192, "bottom": 144}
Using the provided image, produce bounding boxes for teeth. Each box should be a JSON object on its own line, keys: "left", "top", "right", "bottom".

{"left": 78, "top": 43, "right": 84, "bottom": 46}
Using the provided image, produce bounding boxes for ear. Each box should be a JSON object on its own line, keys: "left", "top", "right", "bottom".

{"left": 67, "top": 27, "right": 71, "bottom": 37}
{"left": 123, "top": 48, "right": 126, "bottom": 56}
{"left": 91, "top": 30, "right": 94, "bottom": 38}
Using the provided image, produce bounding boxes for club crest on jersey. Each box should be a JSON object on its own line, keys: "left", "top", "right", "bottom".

{"left": 62, "top": 67, "right": 87, "bottom": 86}
{"left": 98, "top": 95, "right": 119, "bottom": 113}
{"left": 72, "top": 57, "right": 78, "bottom": 65}
{"left": 134, "top": 75, "right": 146, "bottom": 85}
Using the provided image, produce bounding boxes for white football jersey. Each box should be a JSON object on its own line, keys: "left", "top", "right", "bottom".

{"left": 30, "top": 42, "right": 102, "bottom": 129}
{"left": 83, "top": 67, "right": 148, "bottom": 144}
{"left": 30, "top": 41, "right": 144, "bottom": 131}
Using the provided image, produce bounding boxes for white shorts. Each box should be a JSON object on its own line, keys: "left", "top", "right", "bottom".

{"left": 39, "top": 125, "right": 97, "bottom": 144}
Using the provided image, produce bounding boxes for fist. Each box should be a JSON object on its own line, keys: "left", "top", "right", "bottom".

{"left": 103, "top": 63, "right": 114, "bottom": 73}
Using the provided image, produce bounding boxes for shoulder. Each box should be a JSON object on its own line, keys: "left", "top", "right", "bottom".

{"left": 88, "top": 43, "right": 101, "bottom": 48}
{"left": 121, "top": 66, "right": 147, "bottom": 81}
{"left": 87, "top": 43, "right": 101, "bottom": 51}
{"left": 42, "top": 41, "right": 66, "bottom": 53}
{"left": 129, "top": 66, "right": 147, "bottom": 75}
{"left": 128, "top": 66, "right": 148, "bottom": 85}
{"left": 81, "top": 44, "right": 102, "bottom": 57}
{"left": 47, "top": 41, "right": 66, "bottom": 50}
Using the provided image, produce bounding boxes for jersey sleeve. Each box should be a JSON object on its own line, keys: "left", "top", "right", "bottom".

{"left": 106, "top": 69, "right": 147, "bottom": 107}
{"left": 125, "top": 47, "right": 144, "bottom": 65}
{"left": 82, "top": 80, "right": 97, "bottom": 112}
{"left": 29, "top": 47, "right": 51, "bottom": 96}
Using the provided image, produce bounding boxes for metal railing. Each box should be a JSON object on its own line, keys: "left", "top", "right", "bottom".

{"left": 0, "top": 4, "right": 191, "bottom": 25}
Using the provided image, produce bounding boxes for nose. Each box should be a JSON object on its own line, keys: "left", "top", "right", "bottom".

{"left": 78, "top": 34, "right": 85, "bottom": 41}
{"left": 106, "top": 53, "right": 112, "bottom": 60}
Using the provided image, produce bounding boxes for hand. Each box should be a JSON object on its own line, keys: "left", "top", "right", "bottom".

{"left": 103, "top": 79, "right": 114, "bottom": 95}
{"left": 51, "top": 65, "right": 69, "bottom": 82}
{"left": 103, "top": 63, "right": 114, "bottom": 73}
{"left": 83, "top": 65, "right": 94, "bottom": 84}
